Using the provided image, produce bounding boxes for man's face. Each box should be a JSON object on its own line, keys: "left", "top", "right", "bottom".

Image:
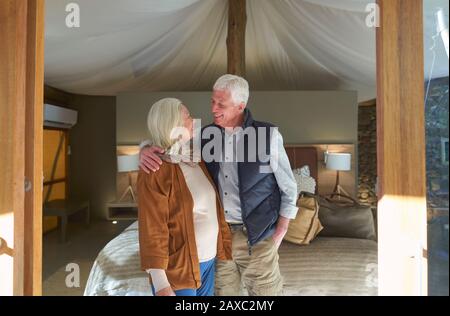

{"left": 211, "top": 89, "right": 245, "bottom": 128}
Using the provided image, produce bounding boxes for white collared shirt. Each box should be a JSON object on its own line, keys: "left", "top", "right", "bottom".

{"left": 218, "top": 128, "right": 299, "bottom": 224}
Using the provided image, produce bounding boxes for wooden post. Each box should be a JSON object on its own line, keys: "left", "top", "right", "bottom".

{"left": 376, "top": 0, "right": 427, "bottom": 295}
{"left": 227, "top": 0, "right": 246, "bottom": 76}
{"left": 24, "top": 0, "right": 45, "bottom": 296}
{"left": 0, "top": 0, "right": 45, "bottom": 296}
{"left": 0, "top": 0, "right": 27, "bottom": 296}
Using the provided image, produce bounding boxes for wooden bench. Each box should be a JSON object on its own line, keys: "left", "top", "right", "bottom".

{"left": 43, "top": 199, "right": 90, "bottom": 242}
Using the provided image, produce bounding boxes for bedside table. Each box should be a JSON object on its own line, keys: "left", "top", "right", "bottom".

{"left": 43, "top": 199, "right": 90, "bottom": 242}
{"left": 107, "top": 201, "right": 138, "bottom": 221}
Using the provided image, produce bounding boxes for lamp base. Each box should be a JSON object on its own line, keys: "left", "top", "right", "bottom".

{"left": 330, "top": 184, "right": 351, "bottom": 200}
{"left": 330, "top": 170, "right": 352, "bottom": 200}
{"left": 118, "top": 185, "right": 136, "bottom": 203}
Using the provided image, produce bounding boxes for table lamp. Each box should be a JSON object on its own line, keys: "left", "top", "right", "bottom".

{"left": 325, "top": 152, "right": 352, "bottom": 198}
{"left": 117, "top": 154, "right": 139, "bottom": 202}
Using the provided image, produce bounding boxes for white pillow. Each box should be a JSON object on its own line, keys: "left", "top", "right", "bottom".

{"left": 292, "top": 165, "right": 316, "bottom": 195}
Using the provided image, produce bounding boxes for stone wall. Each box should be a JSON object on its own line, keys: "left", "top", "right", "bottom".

{"left": 357, "top": 76, "right": 449, "bottom": 212}
{"left": 358, "top": 105, "right": 377, "bottom": 207}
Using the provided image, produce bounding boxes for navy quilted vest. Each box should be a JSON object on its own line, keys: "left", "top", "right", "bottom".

{"left": 201, "top": 109, "right": 281, "bottom": 247}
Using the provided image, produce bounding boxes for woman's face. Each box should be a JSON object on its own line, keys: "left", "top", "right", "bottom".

{"left": 181, "top": 104, "right": 193, "bottom": 141}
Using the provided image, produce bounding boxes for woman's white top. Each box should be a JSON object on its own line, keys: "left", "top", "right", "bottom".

{"left": 147, "top": 162, "right": 219, "bottom": 292}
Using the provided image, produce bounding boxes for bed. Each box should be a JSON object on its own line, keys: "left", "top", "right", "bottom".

{"left": 84, "top": 221, "right": 377, "bottom": 296}
{"left": 84, "top": 145, "right": 378, "bottom": 296}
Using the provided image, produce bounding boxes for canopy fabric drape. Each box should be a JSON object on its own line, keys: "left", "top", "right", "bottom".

{"left": 44, "top": 0, "right": 449, "bottom": 101}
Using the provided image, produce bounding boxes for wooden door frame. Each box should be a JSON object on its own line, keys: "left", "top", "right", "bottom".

{"left": 0, "top": 0, "right": 44, "bottom": 296}
{"left": 25, "top": 0, "right": 45, "bottom": 296}
{"left": 376, "top": 0, "right": 428, "bottom": 296}
{"left": 1, "top": 0, "right": 429, "bottom": 296}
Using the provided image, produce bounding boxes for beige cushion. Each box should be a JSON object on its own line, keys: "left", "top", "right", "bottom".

{"left": 284, "top": 193, "right": 323, "bottom": 245}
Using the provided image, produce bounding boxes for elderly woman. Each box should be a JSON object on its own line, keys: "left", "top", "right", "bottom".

{"left": 138, "top": 98, "right": 232, "bottom": 296}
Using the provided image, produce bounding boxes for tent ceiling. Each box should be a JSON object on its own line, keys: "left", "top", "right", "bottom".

{"left": 44, "top": 0, "right": 449, "bottom": 101}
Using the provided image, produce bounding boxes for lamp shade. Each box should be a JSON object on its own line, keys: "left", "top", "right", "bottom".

{"left": 326, "top": 152, "right": 351, "bottom": 171}
{"left": 117, "top": 154, "right": 139, "bottom": 172}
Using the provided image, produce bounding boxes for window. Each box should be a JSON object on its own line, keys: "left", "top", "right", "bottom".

{"left": 424, "top": 3, "right": 449, "bottom": 295}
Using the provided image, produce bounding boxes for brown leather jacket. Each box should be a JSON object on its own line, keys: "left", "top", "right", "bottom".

{"left": 137, "top": 160, "right": 232, "bottom": 291}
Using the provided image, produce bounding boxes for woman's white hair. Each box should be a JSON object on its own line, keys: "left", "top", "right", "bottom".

{"left": 147, "top": 98, "right": 184, "bottom": 150}
{"left": 213, "top": 74, "right": 249, "bottom": 106}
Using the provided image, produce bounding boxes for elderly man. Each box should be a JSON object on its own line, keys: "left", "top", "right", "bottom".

{"left": 140, "top": 74, "right": 298, "bottom": 296}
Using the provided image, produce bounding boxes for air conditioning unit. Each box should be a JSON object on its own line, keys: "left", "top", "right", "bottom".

{"left": 43, "top": 104, "right": 78, "bottom": 129}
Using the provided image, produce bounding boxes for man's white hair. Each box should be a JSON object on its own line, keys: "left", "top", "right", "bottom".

{"left": 213, "top": 74, "right": 249, "bottom": 106}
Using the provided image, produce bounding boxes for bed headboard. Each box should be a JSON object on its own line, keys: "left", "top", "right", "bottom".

{"left": 115, "top": 144, "right": 356, "bottom": 199}
{"left": 284, "top": 144, "right": 356, "bottom": 197}
{"left": 285, "top": 146, "right": 319, "bottom": 186}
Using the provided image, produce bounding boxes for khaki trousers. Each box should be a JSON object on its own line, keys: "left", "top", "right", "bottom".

{"left": 215, "top": 227, "right": 284, "bottom": 296}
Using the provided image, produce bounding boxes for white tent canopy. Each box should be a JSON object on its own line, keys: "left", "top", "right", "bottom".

{"left": 44, "top": 0, "right": 449, "bottom": 101}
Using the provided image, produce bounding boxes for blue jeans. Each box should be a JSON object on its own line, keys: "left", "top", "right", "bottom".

{"left": 151, "top": 258, "right": 216, "bottom": 296}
